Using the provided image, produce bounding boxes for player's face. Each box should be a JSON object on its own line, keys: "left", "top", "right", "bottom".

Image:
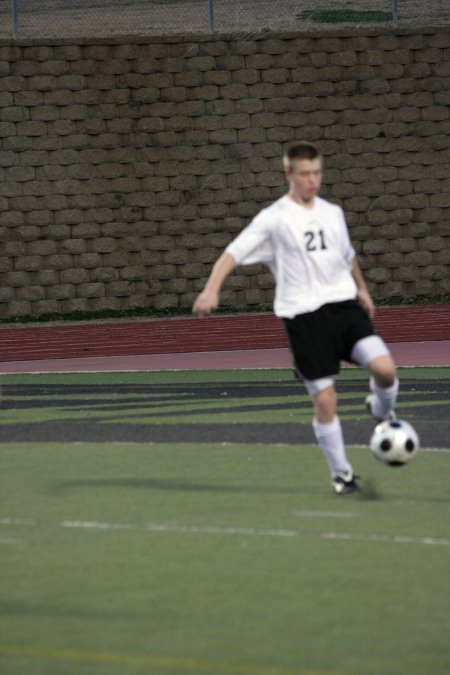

{"left": 286, "top": 158, "right": 323, "bottom": 202}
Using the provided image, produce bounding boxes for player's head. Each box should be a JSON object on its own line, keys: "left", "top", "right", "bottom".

{"left": 283, "top": 142, "right": 323, "bottom": 203}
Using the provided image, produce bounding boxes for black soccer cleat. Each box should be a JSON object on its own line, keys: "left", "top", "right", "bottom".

{"left": 331, "top": 471, "right": 361, "bottom": 495}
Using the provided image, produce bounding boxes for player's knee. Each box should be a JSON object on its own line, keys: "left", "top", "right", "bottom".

{"left": 370, "top": 356, "right": 396, "bottom": 387}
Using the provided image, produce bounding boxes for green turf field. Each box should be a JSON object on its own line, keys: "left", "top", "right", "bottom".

{"left": 1, "top": 367, "right": 449, "bottom": 675}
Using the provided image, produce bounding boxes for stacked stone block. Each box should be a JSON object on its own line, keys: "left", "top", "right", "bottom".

{"left": 0, "top": 30, "right": 449, "bottom": 318}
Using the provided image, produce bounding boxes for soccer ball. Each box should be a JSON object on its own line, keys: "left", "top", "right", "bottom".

{"left": 370, "top": 419, "right": 420, "bottom": 467}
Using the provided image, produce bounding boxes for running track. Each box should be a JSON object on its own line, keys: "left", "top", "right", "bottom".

{"left": 0, "top": 305, "right": 449, "bottom": 373}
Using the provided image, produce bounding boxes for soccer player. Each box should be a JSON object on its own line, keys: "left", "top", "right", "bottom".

{"left": 192, "top": 142, "right": 398, "bottom": 494}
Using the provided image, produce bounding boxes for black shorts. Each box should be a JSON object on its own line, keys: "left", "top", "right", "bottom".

{"left": 283, "top": 299, "right": 375, "bottom": 381}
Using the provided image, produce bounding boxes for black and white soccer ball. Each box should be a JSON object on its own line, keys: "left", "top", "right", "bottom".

{"left": 370, "top": 419, "right": 420, "bottom": 467}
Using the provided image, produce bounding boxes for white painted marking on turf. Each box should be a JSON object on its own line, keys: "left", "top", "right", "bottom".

{"left": 4, "top": 440, "right": 448, "bottom": 452}
{"left": 1, "top": 365, "right": 446, "bottom": 375}
{"left": 60, "top": 520, "right": 300, "bottom": 538}
{"left": 420, "top": 447, "right": 450, "bottom": 453}
{"left": 346, "top": 444, "right": 450, "bottom": 454}
{"left": 0, "top": 517, "right": 35, "bottom": 526}
{"left": 0, "top": 537, "right": 23, "bottom": 545}
{"left": 1, "top": 517, "right": 449, "bottom": 547}
{"left": 102, "top": 441, "right": 450, "bottom": 452}
{"left": 293, "top": 510, "right": 356, "bottom": 519}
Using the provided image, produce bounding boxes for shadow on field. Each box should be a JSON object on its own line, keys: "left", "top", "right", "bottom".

{"left": 51, "top": 475, "right": 450, "bottom": 503}
{"left": 53, "top": 476, "right": 308, "bottom": 494}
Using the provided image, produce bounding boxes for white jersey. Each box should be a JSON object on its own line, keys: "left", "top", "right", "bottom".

{"left": 225, "top": 194, "right": 357, "bottom": 319}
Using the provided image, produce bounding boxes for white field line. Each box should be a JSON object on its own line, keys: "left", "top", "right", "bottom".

{"left": 1, "top": 517, "right": 449, "bottom": 547}
{"left": 0, "top": 537, "right": 23, "bottom": 545}
{"left": 222, "top": 443, "right": 450, "bottom": 454}
{"left": 0, "top": 365, "right": 448, "bottom": 375}
{"left": 418, "top": 447, "right": 450, "bottom": 453}
{"left": 293, "top": 510, "right": 356, "bottom": 518}
{"left": 347, "top": 444, "right": 449, "bottom": 453}
{"left": 67, "top": 441, "right": 450, "bottom": 453}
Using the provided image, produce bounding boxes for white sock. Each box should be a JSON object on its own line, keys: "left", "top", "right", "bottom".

{"left": 370, "top": 377, "right": 399, "bottom": 420}
{"left": 312, "top": 415, "right": 352, "bottom": 476}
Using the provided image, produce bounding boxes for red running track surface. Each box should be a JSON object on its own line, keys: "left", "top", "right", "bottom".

{"left": 0, "top": 305, "right": 449, "bottom": 363}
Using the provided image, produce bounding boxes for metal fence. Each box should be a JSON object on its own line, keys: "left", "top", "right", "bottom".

{"left": 1, "top": 0, "right": 450, "bottom": 37}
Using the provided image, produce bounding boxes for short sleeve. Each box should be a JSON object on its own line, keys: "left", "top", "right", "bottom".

{"left": 225, "top": 209, "right": 274, "bottom": 266}
{"left": 337, "top": 206, "right": 355, "bottom": 267}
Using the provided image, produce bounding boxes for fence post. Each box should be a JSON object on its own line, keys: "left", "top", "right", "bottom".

{"left": 208, "top": 0, "right": 215, "bottom": 31}
{"left": 12, "top": 0, "right": 19, "bottom": 34}
{"left": 391, "top": 0, "right": 399, "bottom": 25}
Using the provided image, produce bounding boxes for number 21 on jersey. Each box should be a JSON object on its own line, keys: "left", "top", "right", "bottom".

{"left": 304, "top": 230, "right": 327, "bottom": 252}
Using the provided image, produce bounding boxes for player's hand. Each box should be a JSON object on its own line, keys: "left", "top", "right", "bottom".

{"left": 358, "top": 288, "right": 375, "bottom": 320}
{"left": 192, "top": 290, "right": 219, "bottom": 317}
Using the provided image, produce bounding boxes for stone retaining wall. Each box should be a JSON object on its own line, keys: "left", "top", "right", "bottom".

{"left": 1, "top": 28, "right": 449, "bottom": 318}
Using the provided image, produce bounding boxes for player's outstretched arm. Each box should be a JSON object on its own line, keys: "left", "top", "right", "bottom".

{"left": 352, "top": 256, "right": 375, "bottom": 320}
{"left": 192, "top": 252, "right": 237, "bottom": 317}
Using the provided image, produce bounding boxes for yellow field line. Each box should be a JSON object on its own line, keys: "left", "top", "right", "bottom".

{"left": 0, "top": 644, "right": 342, "bottom": 675}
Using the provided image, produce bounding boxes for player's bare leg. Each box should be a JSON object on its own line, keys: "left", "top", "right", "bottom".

{"left": 366, "top": 354, "right": 398, "bottom": 421}
{"left": 313, "top": 384, "right": 336, "bottom": 423}
{"left": 311, "top": 384, "right": 359, "bottom": 494}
